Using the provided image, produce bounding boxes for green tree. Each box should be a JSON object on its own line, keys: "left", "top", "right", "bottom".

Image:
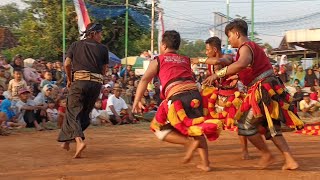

{"left": 2, "top": 0, "right": 79, "bottom": 61}
{"left": 90, "top": 0, "right": 155, "bottom": 57}
{"left": 179, "top": 39, "right": 206, "bottom": 57}
{"left": 0, "top": 3, "right": 26, "bottom": 29}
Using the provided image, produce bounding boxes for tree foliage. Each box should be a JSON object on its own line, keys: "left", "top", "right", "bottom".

{"left": 179, "top": 39, "right": 206, "bottom": 58}
{"left": 1, "top": 0, "right": 155, "bottom": 61}
{"left": 0, "top": 3, "right": 26, "bottom": 30}
{"left": 2, "top": 0, "right": 79, "bottom": 61}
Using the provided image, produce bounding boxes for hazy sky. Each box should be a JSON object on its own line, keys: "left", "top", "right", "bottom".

{"left": 2, "top": 0, "right": 320, "bottom": 47}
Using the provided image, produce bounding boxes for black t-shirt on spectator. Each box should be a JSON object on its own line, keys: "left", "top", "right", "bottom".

{"left": 67, "top": 38, "right": 109, "bottom": 74}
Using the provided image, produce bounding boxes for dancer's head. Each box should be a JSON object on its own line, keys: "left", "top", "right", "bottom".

{"left": 160, "top": 30, "right": 181, "bottom": 54}
{"left": 205, "top": 37, "right": 222, "bottom": 58}
{"left": 84, "top": 23, "right": 103, "bottom": 43}
{"left": 225, "top": 19, "right": 248, "bottom": 48}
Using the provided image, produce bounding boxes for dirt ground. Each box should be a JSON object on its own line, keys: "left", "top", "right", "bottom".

{"left": 0, "top": 122, "right": 320, "bottom": 180}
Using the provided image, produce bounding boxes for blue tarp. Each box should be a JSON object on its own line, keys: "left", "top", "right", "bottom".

{"left": 109, "top": 52, "right": 121, "bottom": 66}
{"left": 86, "top": 4, "right": 150, "bottom": 28}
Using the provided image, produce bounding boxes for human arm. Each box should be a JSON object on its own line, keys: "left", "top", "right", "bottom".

{"left": 202, "top": 46, "right": 252, "bottom": 85}
{"left": 132, "top": 60, "right": 158, "bottom": 113}
{"left": 64, "top": 57, "right": 72, "bottom": 89}
{"left": 191, "top": 55, "right": 233, "bottom": 66}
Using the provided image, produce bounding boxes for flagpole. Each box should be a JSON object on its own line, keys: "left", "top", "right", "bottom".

{"left": 62, "top": 0, "right": 66, "bottom": 61}
{"left": 125, "top": 0, "right": 129, "bottom": 80}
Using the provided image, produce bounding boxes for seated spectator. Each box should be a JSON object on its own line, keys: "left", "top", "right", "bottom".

{"left": 0, "top": 112, "right": 10, "bottom": 136}
{"left": 8, "top": 68, "right": 28, "bottom": 101}
{"left": 299, "top": 93, "right": 320, "bottom": 118}
{"left": 2, "top": 58, "right": 13, "bottom": 79}
{"left": 106, "top": 86, "right": 135, "bottom": 125}
{"left": 54, "top": 61, "right": 65, "bottom": 87}
{"left": 304, "top": 69, "right": 318, "bottom": 87}
{"left": 0, "top": 66, "right": 7, "bottom": 89}
{"left": 15, "top": 88, "right": 43, "bottom": 131}
{"left": 292, "top": 86, "right": 304, "bottom": 109}
{"left": 1, "top": 99, "right": 24, "bottom": 129}
{"left": 46, "top": 98, "right": 58, "bottom": 122}
{"left": 57, "top": 97, "right": 66, "bottom": 128}
{"left": 292, "top": 66, "right": 305, "bottom": 87}
{"left": 40, "top": 70, "right": 53, "bottom": 88}
{"left": 309, "top": 86, "right": 318, "bottom": 101}
{"left": 23, "top": 58, "right": 41, "bottom": 84}
{"left": 90, "top": 99, "right": 110, "bottom": 126}
{"left": 34, "top": 84, "right": 53, "bottom": 129}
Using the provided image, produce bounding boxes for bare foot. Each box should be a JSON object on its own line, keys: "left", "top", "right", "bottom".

{"left": 282, "top": 161, "right": 299, "bottom": 170}
{"left": 182, "top": 140, "right": 200, "bottom": 164}
{"left": 196, "top": 164, "right": 212, "bottom": 172}
{"left": 257, "top": 153, "right": 275, "bottom": 169}
{"left": 73, "top": 142, "right": 86, "bottom": 158}
{"left": 61, "top": 142, "right": 70, "bottom": 151}
{"left": 242, "top": 151, "right": 250, "bottom": 160}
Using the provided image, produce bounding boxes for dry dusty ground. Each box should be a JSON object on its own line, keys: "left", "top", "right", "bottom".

{"left": 0, "top": 122, "right": 319, "bottom": 180}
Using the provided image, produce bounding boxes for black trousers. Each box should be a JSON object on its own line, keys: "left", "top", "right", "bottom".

{"left": 57, "top": 80, "right": 102, "bottom": 142}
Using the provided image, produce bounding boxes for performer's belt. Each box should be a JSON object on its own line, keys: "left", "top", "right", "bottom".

{"left": 247, "top": 69, "right": 274, "bottom": 87}
{"left": 73, "top": 70, "right": 103, "bottom": 84}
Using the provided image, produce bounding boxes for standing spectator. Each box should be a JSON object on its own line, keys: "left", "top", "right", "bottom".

{"left": 304, "top": 69, "right": 318, "bottom": 87}
{"left": 8, "top": 69, "right": 28, "bottom": 100}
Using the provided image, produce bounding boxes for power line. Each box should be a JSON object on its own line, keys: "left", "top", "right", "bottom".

{"left": 166, "top": 0, "right": 320, "bottom": 3}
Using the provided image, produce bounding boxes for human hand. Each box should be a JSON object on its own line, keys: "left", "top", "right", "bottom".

{"left": 67, "top": 80, "right": 72, "bottom": 89}
{"left": 132, "top": 101, "right": 145, "bottom": 113}
{"left": 202, "top": 74, "right": 218, "bottom": 86}
{"left": 190, "top": 58, "right": 199, "bottom": 65}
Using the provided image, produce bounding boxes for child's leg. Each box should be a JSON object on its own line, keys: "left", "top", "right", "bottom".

{"left": 194, "top": 135, "right": 212, "bottom": 172}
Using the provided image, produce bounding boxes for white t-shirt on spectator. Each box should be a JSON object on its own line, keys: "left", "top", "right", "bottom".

{"left": 299, "top": 99, "right": 319, "bottom": 110}
{"left": 8, "top": 79, "right": 27, "bottom": 100}
{"left": 106, "top": 94, "right": 128, "bottom": 115}
{"left": 15, "top": 99, "right": 36, "bottom": 124}
{"left": 34, "top": 93, "right": 47, "bottom": 105}
{"left": 47, "top": 108, "right": 58, "bottom": 122}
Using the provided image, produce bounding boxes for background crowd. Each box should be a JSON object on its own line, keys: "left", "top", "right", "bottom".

{"left": 0, "top": 52, "right": 319, "bottom": 136}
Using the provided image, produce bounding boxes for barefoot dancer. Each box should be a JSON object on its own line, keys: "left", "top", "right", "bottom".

{"left": 132, "top": 30, "right": 222, "bottom": 172}
{"left": 192, "top": 37, "right": 250, "bottom": 160}
{"left": 203, "top": 19, "right": 303, "bottom": 170}
{"left": 57, "top": 23, "right": 108, "bottom": 158}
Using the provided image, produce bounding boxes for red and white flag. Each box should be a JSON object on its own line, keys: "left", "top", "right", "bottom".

{"left": 157, "top": 9, "right": 164, "bottom": 54}
{"left": 73, "top": 0, "right": 91, "bottom": 39}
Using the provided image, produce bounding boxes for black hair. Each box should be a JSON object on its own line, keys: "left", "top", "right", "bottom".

{"left": 205, "top": 37, "right": 222, "bottom": 52}
{"left": 225, "top": 19, "right": 248, "bottom": 36}
{"left": 162, "top": 30, "right": 181, "bottom": 50}
{"left": 83, "top": 23, "right": 103, "bottom": 38}
{"left": 13, "top": 68, "right": 23, "bottom": 73}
